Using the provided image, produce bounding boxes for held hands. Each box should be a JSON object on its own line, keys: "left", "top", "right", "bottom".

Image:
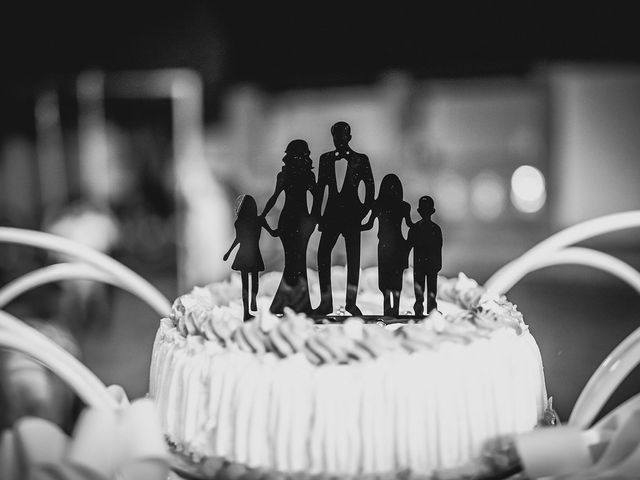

{"left": 360, "top": 218, "right": 374, "bottom": 231}
{"left": 360, "top": 206, "right": 376, "bottom": 231}
{"left": 260, "top": 216, "right": 279, "bottom": 237}
{"left": 264, "top": 226, "right": 279, "bottom": 238}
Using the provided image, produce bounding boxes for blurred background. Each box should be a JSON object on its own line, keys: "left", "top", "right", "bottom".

{"left": 0, "top": 3, "right": 639, "bottom": 428}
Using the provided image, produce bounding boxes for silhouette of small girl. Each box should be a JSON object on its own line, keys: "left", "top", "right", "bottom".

{"left": 362, "top": 174, "right": 413, "bottom": 316}
{"left": 223, "top": 195, "right": 274, "bottom": 320}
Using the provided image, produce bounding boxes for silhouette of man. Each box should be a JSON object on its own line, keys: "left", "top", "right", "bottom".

{"left": 312, "top": 122, "right": 375, "bottom": 315}
{"left": 408, "top": 196, "right": 442, "bottom": 316}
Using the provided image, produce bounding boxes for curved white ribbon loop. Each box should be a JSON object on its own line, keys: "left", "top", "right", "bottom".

{"left": 0, "top": 227, "right": 171, "bottom": 317}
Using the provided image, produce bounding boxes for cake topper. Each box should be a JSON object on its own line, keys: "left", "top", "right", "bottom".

{"left": 408, "top": 195, "right": 443, "bottom": 316}
{"left": 223, "top": 121, "right": 443, "bottom": 320}
{"left": 361, "top": 173, "right": 414, "bottom": 316}
{"left": 261, "top": 139, "right": 316, "bottom": 315}
{"left": 223, "top": 194, "right": 276, "bottom": 320}
{"left": 312, "top": 121, "right": 375, "bottom": 316}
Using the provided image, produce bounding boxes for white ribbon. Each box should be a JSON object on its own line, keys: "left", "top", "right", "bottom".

{"left": 515, "top": 392, "right": 640, "bottom": 479}
{"left": 0, "top": 388, "right": 169, "bottom": 480}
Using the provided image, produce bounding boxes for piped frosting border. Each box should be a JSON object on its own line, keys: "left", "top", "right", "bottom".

{"left": 165, "top": 271, "right": 528, "bottom": 365}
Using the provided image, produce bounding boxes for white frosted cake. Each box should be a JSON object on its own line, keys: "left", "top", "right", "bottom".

{"left": 150, "top": 267, "right": 549, "bottom": 479}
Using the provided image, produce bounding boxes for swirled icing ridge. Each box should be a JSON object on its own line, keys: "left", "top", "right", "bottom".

{"left": 167, "top": 269, "right": 527, "bottom": 364}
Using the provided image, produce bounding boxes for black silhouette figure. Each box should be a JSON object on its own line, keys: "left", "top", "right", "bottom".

{"left": 261, "top": 140, "right": 317, "bottom": 314}
{"left": 407, "top": 196, "right": 443, "bottom": 316}
{"left": 362, "top": 174, "right": 413, "bottom": 316}
{"left": 312, "top": 122, "right": 375, "bottom": 315}
{"left": 223, "top": 195, "right": 274, "bottom": 320}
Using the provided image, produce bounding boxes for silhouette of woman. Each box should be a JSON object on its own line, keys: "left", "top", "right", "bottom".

{"left": 223, "top": 195, "right": 273, "bottom": 320}
{"left": 261, "top": 140, "right": 317, "bottom": 314}
{"left": 362, "top": 174, "right": 413, "bottom": 316}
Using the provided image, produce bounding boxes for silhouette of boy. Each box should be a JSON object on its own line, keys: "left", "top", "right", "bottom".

{"left": 408, "top": 196, "right": 442, "bottom": 316}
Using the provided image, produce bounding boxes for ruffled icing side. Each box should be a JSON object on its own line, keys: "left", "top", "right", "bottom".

{"left": 152, "top": 323, "right": 548, "bottom": 477}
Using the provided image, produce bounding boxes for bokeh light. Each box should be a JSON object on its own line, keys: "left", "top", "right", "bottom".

{"left": 510, "top": 165, "right": 546, "bottom": 213}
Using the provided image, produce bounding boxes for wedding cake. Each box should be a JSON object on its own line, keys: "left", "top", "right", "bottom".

{"left": 150, "top": 267, "right": 549, "bottom": 479}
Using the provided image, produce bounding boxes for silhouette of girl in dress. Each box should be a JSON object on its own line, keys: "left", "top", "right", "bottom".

{"left": 261, "top": 140, "right": 317, "bottom": 314}
{"left": 362, "top": 174, "right": 413, "bottom": 316}
{"left": 223, "top": 195, "right": 274, "bottom": 320}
